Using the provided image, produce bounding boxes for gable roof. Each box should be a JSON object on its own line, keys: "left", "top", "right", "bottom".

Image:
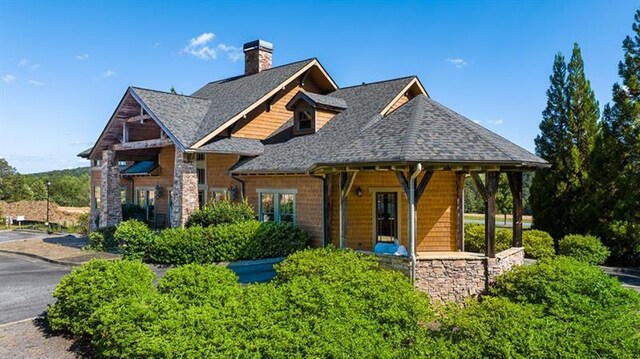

{"left": 197, "top": 137, "right": 264, "bottom": 156}
{"left": 285, "top": 90, "right": 348, "bottom": 111}
{"left": 231, "top": 76, "right": 419, "bottom": 173}
{"left": 313, "top": 94, "right": 548, "bottom": 169}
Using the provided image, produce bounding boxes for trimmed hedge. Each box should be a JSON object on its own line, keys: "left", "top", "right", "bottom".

{"left": 148, "top": 220, "right": 308, "bottom": 264}
{"left": 114, "top": 219, "right": 155, "bottom": 260}
{"left": 87, "top": 226, "right": 117, "bottom": 251}
{"left": 559, "top": 234, "right": 610, "bottom": 265}
{"left": 185, "top": 200, "right": 255, "bottom": 228}
{"left": 47, "top": 259, "right": 155, "bottom": 336}
{"left": 464, "top": 223, "right": 555, "bottom": 259}
{"left": 157, "top": 264, "right": 242, "bottom": 307}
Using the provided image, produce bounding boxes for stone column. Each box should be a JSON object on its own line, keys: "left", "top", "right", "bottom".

{"left": 170, "top": 149, "right": 198, "bottom": 227}
{"left": 89, "top": 184, "right": 98, "bottom": 232}
{"left": 99, "top": 150, "right": 122, "bottom": 227}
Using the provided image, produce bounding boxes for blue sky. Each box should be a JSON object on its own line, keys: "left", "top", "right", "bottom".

{"left": 0, "top": 0, "right": 637, "bottom": 173}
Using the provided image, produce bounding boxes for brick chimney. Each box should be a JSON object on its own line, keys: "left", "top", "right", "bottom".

{"left": 243, "top": 40, "right": 273, "bottom": 75}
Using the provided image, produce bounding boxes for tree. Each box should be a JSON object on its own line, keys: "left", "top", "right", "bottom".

{"left": 496, "top": 174, "right": 512, "bottom": 225}
{"left": 531, "top": 45, "right": 599, "bottom": 241}
{"left": 590, "top": 9, "right": 640, "bottom": 266}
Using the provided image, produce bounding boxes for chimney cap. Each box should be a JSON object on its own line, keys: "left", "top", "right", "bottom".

{"left": 243, "top": 39, "right": 273, "bottom": 52}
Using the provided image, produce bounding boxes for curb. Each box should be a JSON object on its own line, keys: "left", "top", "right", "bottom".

{"left": 0, "top": 317, "right": 38, "bottom": 329}
{"left": 599, "top": 265, "right": 640, "bottom": 277}
{"left": 0, "top": 249, "right": 80, "bottom": 266}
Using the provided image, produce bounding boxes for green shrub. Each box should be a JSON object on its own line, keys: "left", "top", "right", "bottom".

{"left": 185, "top": 199, "right": 255, "bottom": 228}
{"left": 601, "top": 220, "right": 640, "bottom": 266}
{"left": 87, "top": 226, "right": 117, "bottom": 251}
{"left": 522, "top": 229, "right": 555, "bottom": 259}
{"left": 121, "top": 203, "right": 146, "bottom": 221}
{"left": 149, "top": 220, "right": 308, "bottom": 264}
{"left": 157, "top": 264, "right": 241, "bottom": 307}
{"left": 559, "top": 234, "right": 610, "bottom": 265}
{"left": 47, "top": 259, "right": 155, "bottom": 336}
{"left": 490, "top": 257, "right": 640, "bottom": 318}
{"left": 75, "top": 212, "right": 90, "bottom": 235}
{"left": 114, "top": 220, "right": 155, "bottom": 259}
{"left": 464, "top": 224, "right": 555, "bottom": 259}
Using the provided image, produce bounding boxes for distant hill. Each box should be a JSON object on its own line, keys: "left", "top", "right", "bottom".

{"left": 26, "top": 166, "right": 90, "bottom": 179}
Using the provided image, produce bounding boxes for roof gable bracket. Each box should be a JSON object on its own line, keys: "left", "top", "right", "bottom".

{"left": 266, "top": 94, "right": 277, "bottom": 112}
{"left": 300, "top": 69, "right": 311, "bottom": 87}
{"left": 471, "top": 172, "right": 487, "bottom": 202}
{"left": 128, "top": 88, "right": 186, "bottom": 152}
{"left": 414, "top": 171, "right": 434, "bottom": 202}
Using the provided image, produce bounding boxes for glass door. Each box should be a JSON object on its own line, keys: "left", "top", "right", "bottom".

{"left": 376, "top": 192, "right": 398, "bottom": 243}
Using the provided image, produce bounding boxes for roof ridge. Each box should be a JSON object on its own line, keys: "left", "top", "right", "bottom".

{"left": 337, "top": 75, "right": 416, "bottom": 91}
{"left": 400, "top": 95, "right": 426, "bottom": 160}
{"left": 130, "top": 86, "right": 209, "bottom": 101}
{"left": 204, "top": 58, "right": 316, "bottom": 85}
{"left": 426, "top": 98, "right": 519, "bottom": 161}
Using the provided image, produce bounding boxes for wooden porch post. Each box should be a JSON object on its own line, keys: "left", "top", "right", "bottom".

{"left": 339, "top": 172, "right": 357, "bottom": 249}
{"left": 455, "top": 173, "right": 465, "bottom": 252}
{"left": 507, "top": 172, "right": 523, "bottom": 248}
{"left": 485, "top": 172, "right": 499, "bottom": 258}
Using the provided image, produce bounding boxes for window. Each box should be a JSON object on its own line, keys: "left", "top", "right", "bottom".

{"left": 295, "top": 107, "right": 314, "bottom": 132}
{"left": 197, "top": 168, "right": 206, "bottom": 185}
{"left": 93, "top": 186, "right": 101, "bottom": 209}
{"left": 196, "top": 153, "right": 206, "bottom": 161}
{"left": 209, "top": 188, "right": 228, "bottom": 202}
{"left": 91, "top": 159, "right": 102, "bottom": 167}
{"left": 120, "top": 188, "right": 127, "bottom": 204}
{"left": 118, "top": 160, "right": 127, "bottom": 167}
{"left": 258, "top": 189, "right": 297, "bottom": 223}
{"left": 136, "top": 188, "right": 156, "bottom": 221}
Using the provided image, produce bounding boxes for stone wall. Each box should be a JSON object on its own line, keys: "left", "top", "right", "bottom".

{"left": 377, "top": 254, "right": 412, "bottom": 278}
{"left": 413, "top": 247, "right": 524, "bottom": 304}
{"left": 99, "top": 150, "right": 122, "bottom": 227}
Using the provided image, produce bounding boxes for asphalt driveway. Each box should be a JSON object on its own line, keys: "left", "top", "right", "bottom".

{"left": 0, "top": 252, "right": 71, "bottom": 325}
{"left": 0, "top": 229, "right": 51, "bottom": 243}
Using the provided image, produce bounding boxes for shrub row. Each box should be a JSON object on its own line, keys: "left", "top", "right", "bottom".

{"left": 558, "top": 234, "right": 611, "bottom": 265}
{"left": 48, "top": 249, "right": 640, "bottom": 358}
{"left": 114, "top": 219, "right": 309, "bottom": 264}
{"left": 464, "top": 224, "right": 555, "bottom": 259}
{"left": 185, "top": 200, "right": 255, "bottom": 228}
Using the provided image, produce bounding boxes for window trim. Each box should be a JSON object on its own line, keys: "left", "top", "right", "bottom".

{"left": 369, "top": 187, "right": 403, "bottom": 246}
{"left": 294, "top": 106, "right": 315, "bottom": 134}
{"left": 257, "top": 189, "right": 298, "bottom": 224}
{"left": 208, "top": 187, "right": 229, "bottom": 202}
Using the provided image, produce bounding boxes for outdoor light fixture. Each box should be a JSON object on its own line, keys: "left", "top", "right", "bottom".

{"left": 46, "top": 180, "right": 52, "bottom": 233}
{"left": 356, "top": 186, "right": 363, "bottom": 197}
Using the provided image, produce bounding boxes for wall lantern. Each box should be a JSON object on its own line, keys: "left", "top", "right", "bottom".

{"left": 356, "top": 186, "right": 363, "bottom": 197}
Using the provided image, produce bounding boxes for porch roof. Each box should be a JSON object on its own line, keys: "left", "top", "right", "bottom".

{"left": 311, "top": 95, "right": 549, "bottom": 171}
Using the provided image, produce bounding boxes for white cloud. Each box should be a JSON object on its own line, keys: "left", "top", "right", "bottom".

{"left": 18, "top": 58, "right": 29, "bottom": 66}
{"left": 153, "top": 42, "right": 161, "bottom": 48}
{"left": 181, "top": 32, "right": 218, "bottom": 60}
{"left": 76, "top": 53, "right": 89, "bottom": 60}
{"left": 28, "top": 80, "right": 45, "bottom": 86}
{"left": 445, "top": 58, "right": 468, "bottom": 68}
{"left": 102, "top": 70, "right": 116, "bottom": 78}
{"left": 217, "top": 43, "right": 242, "bottom": 61}
{"left": 487, "top": 119, "right": 504, "bottom": 125}
{"left": 2, "top": 74, "right": 16, "bottom": 83}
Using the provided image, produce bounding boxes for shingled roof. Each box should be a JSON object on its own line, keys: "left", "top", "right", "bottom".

{"left": 197, "top": 137, "right": 264, "bottom": 156}
{"left": 231, "top": 77, "right": 418, "bottom": 173}
{"left": 286, "top": 90, "right": 348, "bottom": 111}
{"left": 314, "top": 94, "right": 548, "bottom": 168}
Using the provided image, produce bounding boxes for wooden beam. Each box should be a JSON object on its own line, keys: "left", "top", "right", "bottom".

{"left": 112, "top": 138, "right": 173, "bottom": 151}
{"left": 471, "top": 172, "right": 487, "bottom": 202}
{"left": 507, "top": 172, "right": 523, "bottom": 248}
{"left": 456, "top": 172, "right": 465, "bottom": 252}
{"left": 340, "top": 172, "right": 357, "bottom": 199}
{"left": 339, "top": 172, "right": 357, "bottom": 249}
{"left": 395, "top": 171, "right": 409, "bottom": 197}
{"left": 414, "top": 171, "right": 434, "bottom": 203}
{"left": 124, "top": 114, "right": 151, "bottom": 123}
{"left": 485, "top": 172, "right": 499, "bottom": 258}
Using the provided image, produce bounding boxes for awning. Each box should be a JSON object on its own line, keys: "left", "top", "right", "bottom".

{"left": 120, "top": 161, "right": 159, "bottom": 176}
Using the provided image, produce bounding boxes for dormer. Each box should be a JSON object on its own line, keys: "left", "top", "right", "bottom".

{"left": 286, "top": 91, "right": 347, "bottom": 135}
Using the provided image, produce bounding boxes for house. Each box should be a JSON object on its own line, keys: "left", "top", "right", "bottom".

{"left": 80, "top": 40, "right": 548, "bottom": 302}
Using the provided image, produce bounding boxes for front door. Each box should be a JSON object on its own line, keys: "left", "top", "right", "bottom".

{"left": 376, "top": 192, "right": 398, "bottom": 243}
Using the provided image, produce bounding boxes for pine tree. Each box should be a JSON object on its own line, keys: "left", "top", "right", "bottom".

{"left": 531, "top": 53, "right": 571, "bottom": 240}
{"left": 590, "top": 9, "right": 640, "bottom": 265}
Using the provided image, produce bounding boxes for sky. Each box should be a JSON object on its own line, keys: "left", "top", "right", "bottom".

{"left": 0, "top": 0, "right": 637, "bottom": 173}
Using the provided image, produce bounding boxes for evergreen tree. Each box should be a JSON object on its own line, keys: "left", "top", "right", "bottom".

{"left": 496, "top": 174, "right": 512, "bottom": 225}
{"left": 590, "top": 10, "right": 640, "bottom": 265}
{"left": 531, "top": 53, "right": 571, "bottom": 240}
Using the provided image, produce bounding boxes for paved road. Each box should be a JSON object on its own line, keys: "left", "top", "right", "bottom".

{"left": 0, "top": 230, "right": 50, "bottom": 243}
{"left": 0, "top": 252, "right": 71, "bottom": 325}
{"left": 464, "top": 219, "right": 532, "bottom": 228}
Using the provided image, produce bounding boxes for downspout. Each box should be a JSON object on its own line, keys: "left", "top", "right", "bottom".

{"left": 408, "top": 163, "right": 422, "bottom": 283}
{"left": 310, "top": 173, "right": 327, "bottom": 246}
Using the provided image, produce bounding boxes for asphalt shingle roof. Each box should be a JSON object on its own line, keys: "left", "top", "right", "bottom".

{"left": 197, "top": 137, "right": 264, "bottom": 156}
{"left": 231, "top": 77, "right": 417, "bottom": 173}
{"left": 318, "top": 94, "right": 547, "bottom": 167}
{"left": 190, "top": 59, "right": 315, "bottom": 146}
{"left": 287, "top": 91, "right": 347, "bottom": 110}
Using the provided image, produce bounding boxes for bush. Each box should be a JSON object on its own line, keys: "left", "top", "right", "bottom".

{"left": 490, "top": 257, "right": 640, "bottom": 318}
{"left": 559, "top": 234, "right": 610, "bottom": 265}
{"left": 86, "top": 226, "right": 118, "bottom": 251}
{"left": 186, "top": 200, "right": 255, "bottom": 227}
{"left": 148, "top": 221, "right": 308, "bottom": 264}
{"left": 522, "top": 229, "right": 555, "bottom": 259}
{"left": 601, "top": 220, "right": 640, "bottom": 266}
{"left": 464, "top": 224, "right": 555, "bottom": 259}
{"left": 121, "top": 203, "right": 146, "bottom": 221}
{"left": 75, "top": 212, "right": 90, "bottom": 235}
{"left": 157, "top": 264, "right": 241, "bottom": 307}
{"left": 47, "top": 259, "right": 155, "bottom": 336}
{"left": 114, "top": 220, "right": 156, "bottom": 259}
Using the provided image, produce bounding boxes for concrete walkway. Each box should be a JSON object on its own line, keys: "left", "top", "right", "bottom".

{"left": 0, "top": 230, "right": 120, "bottom": 266}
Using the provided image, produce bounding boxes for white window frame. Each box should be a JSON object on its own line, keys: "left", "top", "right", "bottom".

{"left": 256, "top": 189, "right": 298, "bottom": 224}
{"left": 135, "top": 186, "right": 156, "bottom": 221}
{"left": 209, "top": 187, "right": 229, "bottom": 202}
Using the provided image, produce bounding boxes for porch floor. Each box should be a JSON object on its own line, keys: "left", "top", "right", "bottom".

{"left": 416, "top": 251, "right": 485, "bottom": 260}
